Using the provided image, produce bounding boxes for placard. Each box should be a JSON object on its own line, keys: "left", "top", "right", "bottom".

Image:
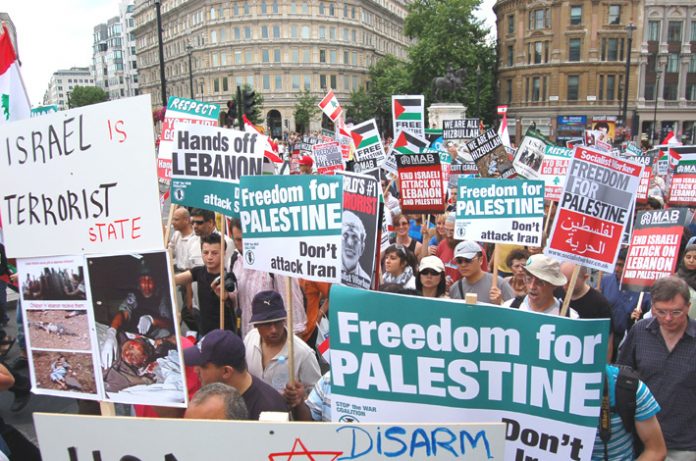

{"left": 539, "top": 146, "right": 572, "bottom": 201}
{"left": 466, "top": 129, "right": 516, "bottom": 179}
{"left": 395, "top": 152, "right": 445, "bottom": 214}
{"left": 392, "top": 95, "right": 425, "bottom": 139}
{"left": 312, "top": 141, "right": 344, "bottom": 175}
{"left": 351, "top": 119, "right": 386, "bottom": 172}
{"left": 442, "top": 118, "right": 480, "bottom": 140}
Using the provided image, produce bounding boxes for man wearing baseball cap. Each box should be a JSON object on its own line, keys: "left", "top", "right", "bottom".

{"left": 298, "top": 155, "right": 314, "bottom": 175}
{"left": 513, "top": 254, "right": 579, "bottom": 317}
{"left": 449, "top": 240, "right": 514, "bottom": 305}
{"left": 183, "top": 329, "right": 288, "bottom": 420}
{"left": 244, "top": 291, "right": 321, "bottom": 392}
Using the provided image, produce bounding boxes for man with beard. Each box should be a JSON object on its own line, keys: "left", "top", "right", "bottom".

{"left": 341, "top": 211, "right": 371, "bottom": 289}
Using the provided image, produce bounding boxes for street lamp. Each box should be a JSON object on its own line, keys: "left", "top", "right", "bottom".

{"left": 651, "top": 68, "right": 662, "bottom": 146}
{"left": 621, "top": 23, "right": 636, "bottom": 133}
{"left": 186, "top": 43, "right": 194, "bottom": 99}
{"left": 154, "top": 0, "right": 167, "bottom": 107}
{"left": 476, "top": 64, "right": 481, "bottom": 118}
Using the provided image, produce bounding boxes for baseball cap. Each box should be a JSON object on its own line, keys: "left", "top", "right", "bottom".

{"left": 454, "top": 241, "right": 482, "bottom": 259}
{"left": 183, "top": 329, "right": 245, "bottom": 367}
{"left": 524, "top": 254, "right": 567, "bottom": 287}
{"left": 249, "top": 290, "right": 287, "bottom": 325}
{"left": 419, "top": 256, "right": 445, "bottom": 273}
{"left": 298, "top": 156, "right": 313, "bottom": 167}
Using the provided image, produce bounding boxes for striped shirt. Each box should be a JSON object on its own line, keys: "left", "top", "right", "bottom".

{"left": 591, "top": 365, "right": 660, "bottom": 461}
{"left": 306, "top": 372, "right": 332, "bottom": 422}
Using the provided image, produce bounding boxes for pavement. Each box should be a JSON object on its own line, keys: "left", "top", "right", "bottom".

{"left": 1, "top": 288, "right": 79, "bottom": 449}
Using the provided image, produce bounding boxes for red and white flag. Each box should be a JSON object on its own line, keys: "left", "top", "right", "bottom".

{"left": 0, "top": 24, "right": 31, "bottom": 124}
{"left": 497, "top": 105, "right": 511, "bottom": 148}
{"left": 318, "top": 89, "right": 342, "bottom": 122}
{"left": 242, "top": 114, "right": 282, "bottom": 163}
{"left": 661, "top": 130, "right": 682, "bottom": 146}
{"left": 668, "top": 148, "right": 682, "bottom": 167}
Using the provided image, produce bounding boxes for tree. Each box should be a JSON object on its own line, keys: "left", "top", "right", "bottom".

{"left": 68, "top": 86, "right": 108, "bottom": 108}
{"left": 346, "top": 88, "right": 372, "bottom": 124}
{"left": 366, "top": 54, "right": 413, "bottom": 135}
{"left": 404, "top": 0, "right": 497, "bottom": 124}
{"left": 242, "top": 83, "right": 265, "bottom": 124}
{"left": 293, "top": 89, "right": 319, "bottom": 133}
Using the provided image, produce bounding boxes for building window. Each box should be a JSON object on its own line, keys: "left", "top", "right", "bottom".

{"left": 319, "top": 27, "right": 326, "bottom": 39}
{"left": 275, "top": 75, "right": 282, "bottom": 90}
{"left": 245, "top": 50, "right": 252, "bottom": 64}
{"left": 304, "top": 75, "right": 311, "bottom": 90}
{"left": 344, "top": 50, "right": 349, "bottom": 64}
{"left": 319, "top": 49, "right": 326, "bottom": 63}
{"left": 235, "top": 51, "right": 242, "bottom": 64}
{"left": 292, "top": 75, "right": 300, "bottom": 89}
{"left": 692, "top": 21, "right": 696, "bottom": 41}
{"left": 690, "top": 55, "right": 696, "bottom": 73}
{"left": 528, "top": 9, "right": 550, "bottom": 30}
{"left": 273, "top": 25, "right": 280, "bottom": 39}
{"left": 330, "top": 75, "right": 337, "bottom": 88}
{"left": 666, "top": 53, "right": 679, "bottom": 73}
{"left": 222, "top": 77, "right": 229, "bottom": 92}
{"left": 507, "top": 45, "right": 513, "bottom": 66}
{"left": 213, "top": 78, "right": 220, "bottom": 93}
{"left": 234, "top": 27, "right": 240, "bottom": 40}
{"left": 531, "top": 77, "right": 540, "bottom": 101}
{"left": 507, "top": 14, "right": 514, "bottom": 34}
{"left": 648, "top": 21, "right": 660, "bottom": 42}
{"left": 329, "top": 50, "right": 336, "bottom": 63}
{"left": 608, "top": 5, "right": 620, "bottom": 25}
{"left": 570, "top": 6, "right": 582, "bottom": 26}
{"left": 663, "top": 83, "right": 677, "bottom": 100}
{"left": 272, "top": 1, "right": 278, "bottom": 14}
{"left": 244, "top": 27, "right": 251, "bottom": 39}
{"left": 263, "top": 75, "right": 270, "bottom": 90}
{"left": 261, "top": 26, "right": 268, "bottom": 39}
{"left": 668, "top": 21, "right": 682, "bottom": 42}
{"left": 606, "top": 75, "right": 616, "bottom": 100}
{"left": 274, "top": 49, "right": 281, "bottom": 62}
{"left": 301, "top": 26, "right": 310, "bottom": 39}
{"left": 567, "top": 75, "right": 579, "bottom": 100}
{"left": 292, "top": 49, "right": 299, "bottom": 63}
{"left": 262, "top": 49, "right": 270, "bottom": 63}
{"left": 528, "top": 41, "right": 547, "bottom": 64}
{"left": 319, "top": 2, "right": 325, "bottom": 14}
{"left": 569, "top": 38, "right": 581, "bottom": 61}
{"left": 506, "top": 79, "right": 512, "bottom": 103}
{"left": 261, "top": 0, "right": 267, "bottom": 14}
{"left": 320, "top": 74, "right": 327, "bottom": 89}
{"left": 303, "top": 49, "right": 310, "bottom": 63}
{"left": 687, "top": 84, "right": 696, "bottom": 101}
{"left": 601, "top": 37, "right": 624, "bottom": 61}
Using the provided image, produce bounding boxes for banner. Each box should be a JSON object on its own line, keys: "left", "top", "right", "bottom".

{"left": 239, "top": 175, "right": 343, "bottom": 283}
{"left": 396, "top": 152, "right": 445, "bottom": 214}
{"left": 170, "top": 123, "right": 265, "bottom": 215}
{"left": 667, "top": 147, "right": 696, "bottom": 206}
{"left": 351, "top": 118, "right": 386, "bottom": 172}
{"left": 632, "top": 155, "right": 654, "bottom": 204}
{"left": 30, "top": 105, "right": 59, "bottom": 118}
{"left": 34, "top": 413, "right": 505, "bottom": 460}
{"left": 539, "top": 146, "right": 572, "bottom": 201}
{"left": 312, "top": 141, "right": 344, "bottom": 175}
{"left": 329, "top": 285, "right": 609, "bottom": 461}
{"left": 157, "top": 96, "right": 220, "bottom": 185}
{"left": 392, "top": 95, "right": 425, "bottom": 139}
{"left": 513, "top": 128, "right": 553, "bottom": 179}
{"left": 546, "top": 146, "right": 643, "bottom": 272}
{"left": 442, "top": 119, "right": 480, "bottom": 141}
{"left": 622, "top": 209, "right": 689, "bottom": 291}
{"left": 455, "top": 178, "right": 544, "bottom": 246}
{"left": 466, "top": 129, "right": 516, "bottom": 179}
{"left": 0, "top": 95, "right": 163, "bottom": 258}
{"left": 340, "top": 172, "right": 379, "bottom": 290}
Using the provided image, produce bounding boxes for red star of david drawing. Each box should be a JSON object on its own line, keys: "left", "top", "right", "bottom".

{"left": 268, "top": 438, "right": 343, "bottom": 461}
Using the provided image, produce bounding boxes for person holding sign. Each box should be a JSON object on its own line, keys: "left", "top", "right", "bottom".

{"left": 416, "top": 256, "right": 448, "bottom": 298}
{"left": 676, "top": 244, "right": 696, "bottom": 319}
{"left": 449, "top": 241, "right": 513, "bottom": 304}
{"left": 509, "top": 255, "right": 579, "bottom": 318}
{"left": 380, "top": 244, "right": 417, "bottom": 290}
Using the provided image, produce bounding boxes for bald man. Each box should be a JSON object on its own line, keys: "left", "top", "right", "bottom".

{"left": 341, "top": 211, "right": 371, "bottom": 289}
{"left": 169, "top": 207, "right": 196, "bottom": 273}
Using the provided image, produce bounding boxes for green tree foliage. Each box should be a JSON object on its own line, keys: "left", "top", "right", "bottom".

{"left": 243, "top": 83, "right": 265, "bottom": 125}
{"left": 404, "top": 0, "right": 496, "bottom": 124}
{"left": 68, "top": 86, "right": 109, "bottom": 108}
{"left": 367, "top": 55, "right": 413, "bottom": 134}
{"left": 293, "top": 89, "right": 320, "bottom": 133}
{"left": 346, "top": 88, "right": 372, "bottom": 124}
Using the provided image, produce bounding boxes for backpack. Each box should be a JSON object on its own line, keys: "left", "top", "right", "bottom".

{"left": 599, "top": 365, "right": 642, "bottom": 460}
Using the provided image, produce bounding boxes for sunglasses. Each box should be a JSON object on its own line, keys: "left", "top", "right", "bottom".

{"left": 191, "top": 220, "right": 206, "bottom": 225}
{"left": 420, "top": 269, "right": 442, "bottom": 276}
{"left": 455, "top": 256, "right": 478, "bottom": 264}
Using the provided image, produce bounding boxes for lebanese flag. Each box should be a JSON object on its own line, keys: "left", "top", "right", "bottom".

{"left": 661, "top": 130, "right": 682, "bottom": 146}
{"left": 318, "top": 89, "right": 342, "bottom": 121}
{"left": 242, "top": 114, "right": 282, "bottom": 163}
{"left": 497, "top": 105, "right": 511, "bottom": 147}
{"left": 0, "top": 24, "right": 31, "bottom": 124}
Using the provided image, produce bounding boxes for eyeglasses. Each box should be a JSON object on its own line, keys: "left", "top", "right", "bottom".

{"left": 420, "top": 269, "right": 442, "bottom": 276}
{"left": 191, "top": 220, "right": 206, "bottom": 225}
{"left": 652, "top": 308, "right": 685, "bottom": 318}
{"left": 455, "top": 256, "right": 478, "bottom": 265}
{"left": 523, "top": 275, "right": 548, "bottom": 287}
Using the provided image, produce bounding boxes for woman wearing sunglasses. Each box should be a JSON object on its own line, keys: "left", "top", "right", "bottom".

{"left": 391, "top": 214, "right": 422, "bottom": 258}
{"left": 380, "top": 244, "right": 417, "bottom": 290}
{"left": 416, "top": 256, "right": 448, "bottom": 298}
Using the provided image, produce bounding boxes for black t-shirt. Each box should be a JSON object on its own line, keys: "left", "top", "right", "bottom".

{"left": 190, "top": 266, "right": 235, "bottom": 336}
{"left": 570, "top": 287, "right": 614, "bottom": 327}
{"left": 243, "top": 375, "right": 288, "bottom": 420}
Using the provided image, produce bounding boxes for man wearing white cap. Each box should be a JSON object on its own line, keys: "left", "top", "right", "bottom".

{"left": 449, "top": 240, "right": 514, "bottom": 304}
{"left": 514, "top": 254, "right": 579, "bottom": 318}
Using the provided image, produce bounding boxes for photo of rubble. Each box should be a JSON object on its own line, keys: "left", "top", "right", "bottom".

{"left": 26, "top": 309, "right": 91, "bottom": 351}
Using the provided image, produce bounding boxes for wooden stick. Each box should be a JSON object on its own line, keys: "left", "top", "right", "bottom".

{"left": 285, "top": 277, "right": 295, "bottom": 385}
{"left": 219, "top": 217, "right": 226, "bottom": 330}
{"left": 491, "top": 245, "right": 499, "bottom": 289}
{"left": 163, "top": 204, "right": 177, "bottom": 247}
{"left": 99, "top": 401, "right": 116, "bottom": 416}
{"left": 633, "top": 291, "right": 645, "bottom": 319}
{"left": 596, "top": 271, "right": 604, "bottom": 291}
{"left": 560, "top": 265, "right": 581, "bottom": 317}
{"left": 543, "top": 201, "right": 555, "bottom": 238}
{"left": 465, "top": 293, "right": 478, "bottom": 304}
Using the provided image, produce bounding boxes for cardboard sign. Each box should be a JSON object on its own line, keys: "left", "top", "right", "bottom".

{"left": 340, "top": 172, "right": 379, "bottom": 290}
{"left": 392, "top": 129, "right": 429, "bottom": 155}
{"left": 396, "top": 152, "right": 445, "bottom": 214}
{"left": 329, "top": 285, "right": 609, "bottom": 461}
{"left": 455, "top": 178, "right": 544, "bottom": 246}
{"left": 392, "top": 95, "right": 425, "bottom": 139}
{"left": 466, "top": 129, "right": 516, "bottom": 179}
{"left": 442, "top": 118, "right": 480, "bottom": 140}
{"left": 351, "top": 119, "right": 386, "bottom": 172}
{"left": 157, "top": 96, "right": 220, "bottom": 184}
{"left": 34, "top": 413, "right": 506, "bottom": 460}
{"left": 312, "top": 141, "right": 344, "bottom": 175}
{"left": 170, "top": 123, "right": 265, "bottom": 215}
{"left": 239, "top": 175, "right": 343, "bottom": 283}
{"left": 667, "top": 147, "right": 696, "bottom": 206}
{"left": 632, "top": 155, "right": 654, "bottom": 204}
{"left": 513, "top": 128, "right": 553, "bottom": 179}
{"left": 622, "top": 209, "right": 689, "bottom": 291}
{"left": 546, "top": 146, "right": 643, "bottom": 272}
{"left": 539, "top": 146, "right": 572, "bottom": 201}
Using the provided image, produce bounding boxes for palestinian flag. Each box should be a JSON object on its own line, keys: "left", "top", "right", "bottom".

{"left": 350, "top": 119, "right": 380, "bottom": 150}
{"left": 393, "top": 129, "right": 429, "bottom": 154}
{"left": 392, "top": 96, "right": 422, "bottom": 121}
{"left": 318, "top": 89, "right": 342, "bottom": 121}
{"left": 0, "top": 24, "right": 31, "bottom": 124}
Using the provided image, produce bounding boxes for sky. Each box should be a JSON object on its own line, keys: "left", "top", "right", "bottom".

{"left": 5, "top": 0, "right": 497, "bottom": 107}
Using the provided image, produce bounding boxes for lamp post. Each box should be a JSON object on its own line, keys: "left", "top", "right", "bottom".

{"left": 651, "top": 68, "right": 662, "bottom": 146}
{"left": 186, "top": 43, "right": 194, "bottom": 99}
{"left": 154, "top": 0, "right": 167, "bottom": 107}
{"left": 476, "top": 64, "right": 481, "bottom": 118}
{"left": 621, "top": 23, "right": 636, "bottom": 133}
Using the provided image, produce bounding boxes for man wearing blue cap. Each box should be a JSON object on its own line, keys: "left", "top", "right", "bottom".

{"left": 183, "top": 329, "right": 287, "bottom": 420}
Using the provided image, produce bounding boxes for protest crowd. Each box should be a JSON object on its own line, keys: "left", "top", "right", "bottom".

{"left": 1, "top": 54, "right": 696, "bottom": 459}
